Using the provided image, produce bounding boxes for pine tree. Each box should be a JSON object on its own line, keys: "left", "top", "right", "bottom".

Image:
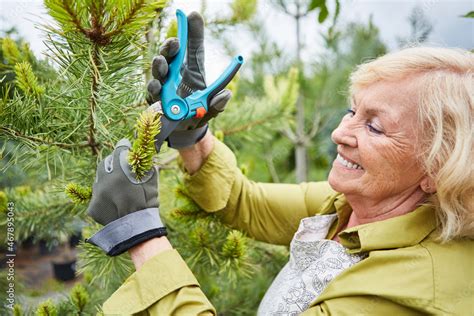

{"left": 1, "top": 0, "right": 166, "bottom": 313}
{"left": 0, "top": 0, "right": 298, "bottom": 314}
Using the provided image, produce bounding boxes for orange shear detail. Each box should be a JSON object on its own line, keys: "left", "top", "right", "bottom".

{"left": 195, "top": 107, "right": 207, "bottom": 118}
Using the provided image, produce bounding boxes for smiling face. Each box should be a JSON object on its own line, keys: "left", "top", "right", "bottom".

{"left": 328, "top": 78, "right": 431, "bottom": 210}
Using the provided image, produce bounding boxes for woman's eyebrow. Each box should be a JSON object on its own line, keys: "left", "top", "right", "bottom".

{"left": 365, "top": 108, "right": 388, "bottom": 116}
{"left": 365, "top": 107, "right": 398, "bottom": 126}
{"left": 351, "top": 98, "right": 396, "bottom": 125}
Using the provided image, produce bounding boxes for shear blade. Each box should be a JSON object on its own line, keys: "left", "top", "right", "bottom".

{"left": 155, "top": 114, "right": 181, "bottom": 152}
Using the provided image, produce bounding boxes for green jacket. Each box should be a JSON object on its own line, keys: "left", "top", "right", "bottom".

{"left": 103, "top": 140, "right": 474, "bottom": 315}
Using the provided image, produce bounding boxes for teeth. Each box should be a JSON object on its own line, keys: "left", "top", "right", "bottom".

{"left": 337, "top": 154, "right": 363, "bottom": 170}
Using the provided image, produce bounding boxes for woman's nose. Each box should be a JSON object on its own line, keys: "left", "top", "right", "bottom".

{"left": 331, "top": 120, "right": 357, "bottom": 148}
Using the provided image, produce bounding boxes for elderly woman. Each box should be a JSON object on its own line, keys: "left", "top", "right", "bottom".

{"left": 85, "top": 12, "right": 473, "bottom": 315}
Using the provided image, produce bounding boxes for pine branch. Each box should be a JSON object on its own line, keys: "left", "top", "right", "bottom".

{"left": 47, "top": 0, "right": 166, "bottom": 46}
{"left": 13, "top": 304, "right": 23, "bottom": 316}
{"left": 2, "top": 187, "right": 85, "bottom": 242}
{"left": 166, "top": 184, "right": 256, "bottom": 285}
{"left": 213, "top": 69, "right": 298, "bottom": 143}
{"left": 70, "top": 284, "right": 90, "bottom": 313}
{"left": 222, "top": 230, "right": 247, "bottom": 259}
{"left": 77, "top": 240, "right": 133, "bottom": 292}
{"left": 0, "top": 127, "right": 89, "bottom": 149}
{"left": 1, "top": 37, "right": 21, "bottom": 64}
{"left": 41, "top": 0, "right": 166, "bottom": 157}
{"left": 222, "top": 112, "right": 282, "bottom": 136}
{"left": 88, "top": 43, "right": 100, "bottom": 155}
{"left": 0, "top": 191, "right": 7, "bottom": 213}
{"left": 65, "top": 182, "right": 92, "bottom": 204}
{"left": 220, "top": 230, "right": 253, "bottom": 282}
{"left": 61, "top": 0, "right": 89, "bottom": 37}
{"left": 104, "top": 0, "right": 146, "bottom": 38}
{"left": 36, "top": 300, "right": 58, "bottom": 316}
{"left": 14, "top": 61, "right": 45, "bottom": 97}
{"left": 171, "top": 200, "right": 208, "bottom": 221}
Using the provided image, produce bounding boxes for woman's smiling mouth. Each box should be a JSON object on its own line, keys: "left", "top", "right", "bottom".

{"left": 336, "top": 153, "right": 364, "bottom": 170}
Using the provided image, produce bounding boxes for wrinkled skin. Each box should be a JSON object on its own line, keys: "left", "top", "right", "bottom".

{"left": 329, "top": 77, "right": 435, "bottom": 226}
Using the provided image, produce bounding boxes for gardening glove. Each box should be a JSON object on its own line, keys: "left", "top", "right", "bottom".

{"left": 146, "top": 11, "right": 232, "bottom": 149}
{"left": 86, "top": 139, "right": 166, "bottom": 256}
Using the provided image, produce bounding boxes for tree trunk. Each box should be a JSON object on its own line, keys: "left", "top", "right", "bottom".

{"left": 295, "top": 2, "right": 307, "bottom": 183}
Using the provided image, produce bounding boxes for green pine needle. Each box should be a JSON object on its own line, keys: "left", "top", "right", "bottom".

{"left": 13, "top": 304, "right": 23, "bottom": 316}
{"left": 190, "top": 225, "right": 211, "bottom": 248}
{"left": 14, "top": 185, "right": 32, "bottom": 196}
{"left": 2, "top": 37, "right": 21, "bottom": 64}
{"left": 0, "top": 191, "right": 8, "bottom": 213}
{"left": 222, "top": 230, "right": 247, "bottom": 259}
{"left": 14, "top": 61, "right": 45, "bottom": 97}
{"left": 70, "top": 284, "right": 90, "bottom": 312}
{"left": 231, "top": 0, "right": 257, "bottom": 22}
{"left": 128, "top": 110, "right": 161, "bottom": 180}
{"left": 77, "top": 240, "right": 133, "bottom": 291}
{"left": 65, "top": 183, "right": 92, "bottom": 204}
{"left": 36, "top": 299, "right": 58, "bottom": 316}
{"left": 171, "top": 203, "right": 207, "bottom": 220}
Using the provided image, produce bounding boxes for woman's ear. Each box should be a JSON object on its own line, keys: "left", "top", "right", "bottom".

{"left": 420, "top": 177, "right": 436, "bottom": 194}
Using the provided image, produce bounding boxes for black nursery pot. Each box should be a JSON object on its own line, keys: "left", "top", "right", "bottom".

{"left": 52, "top": 259, "right": 76, "bottom": 281}
{"left": 39, "top": 239, "right": 58, "bottom": 255}
{"left": 22, "top": 236, "right": 35, "bottom": 249}
{"left": 69, "top": 232, "right": 82, "bottom": 248}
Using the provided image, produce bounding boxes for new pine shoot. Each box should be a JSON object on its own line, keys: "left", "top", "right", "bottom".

{"left": 128, "top": 110, "right": 161, "bottom": 180}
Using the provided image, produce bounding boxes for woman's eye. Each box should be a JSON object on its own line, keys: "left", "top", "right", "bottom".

{"left": 367, "top": 123, "right": 383, "bottom": 135}
{"left": 346, "top": 109, "right": 355, "bottom": 117}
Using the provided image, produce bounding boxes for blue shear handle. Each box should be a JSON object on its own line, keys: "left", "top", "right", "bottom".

{"left": 161, "top": 9, "right": 245, "bottom": 121}
{"left": 161, "top": 9, "right": 188, "bottom": 121}
{"left": 184, "top": 55, "right": 244, "bottom": 120}
{"left": 168, "top": 9, "right": 187, "bottom": 85}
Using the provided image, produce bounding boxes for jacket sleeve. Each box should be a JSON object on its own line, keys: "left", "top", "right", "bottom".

{"left": 182, "top": 138, "right": 336, "bottom": 246}
{"left": 102, "top": 249, "right": 216, "bottom": 315}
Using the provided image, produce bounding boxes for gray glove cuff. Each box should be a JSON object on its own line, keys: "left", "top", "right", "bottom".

{"left": 86, "top": 208, "right": 166, "bottom": 256}
{"left": 167, "top": 125, "right": 208, "bottom": 149}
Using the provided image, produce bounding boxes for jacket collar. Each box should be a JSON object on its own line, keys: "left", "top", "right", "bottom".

{"left": 333, "top": 195, "right": 438, "bottom": 253}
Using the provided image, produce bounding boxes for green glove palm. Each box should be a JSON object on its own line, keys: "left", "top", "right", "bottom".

{"left": 86, "top": 139, "right": 166, "bottom": 256}
{"left": 147, "top": 11, "right": 232, "bottom": 148}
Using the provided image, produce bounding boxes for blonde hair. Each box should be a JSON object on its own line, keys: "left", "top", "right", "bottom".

{"left": 349, "top": 47, "right": 474, "bottom": 241}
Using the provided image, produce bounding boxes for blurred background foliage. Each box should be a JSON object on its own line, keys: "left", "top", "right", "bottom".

{"left": 0, "top": 0, "right": 447, "bottom": 314}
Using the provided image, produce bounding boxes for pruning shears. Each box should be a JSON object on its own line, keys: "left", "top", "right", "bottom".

{"left": 154, "top": 9, "right": 244, "bottom": 151}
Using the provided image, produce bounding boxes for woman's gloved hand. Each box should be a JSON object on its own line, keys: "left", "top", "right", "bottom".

{"left": 86, "top": 139, "right": 166, "bottom": 256}
{"left": 146, "top": 11, "right": 232, "bottom": 149}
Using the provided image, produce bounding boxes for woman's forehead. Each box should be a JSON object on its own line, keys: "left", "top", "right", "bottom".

{"left": 352, "top": 79, "right": 420, "bottom": 112}
{"left": 352, "top": 80, "right": 421, "bottom": 127}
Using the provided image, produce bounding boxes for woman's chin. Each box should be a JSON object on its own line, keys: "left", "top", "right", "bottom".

{"left": 328, "top": 169, "right": 343, "bottom": 192}
{"left": 328, "top": 168, "right": 354, "bottom": 194}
